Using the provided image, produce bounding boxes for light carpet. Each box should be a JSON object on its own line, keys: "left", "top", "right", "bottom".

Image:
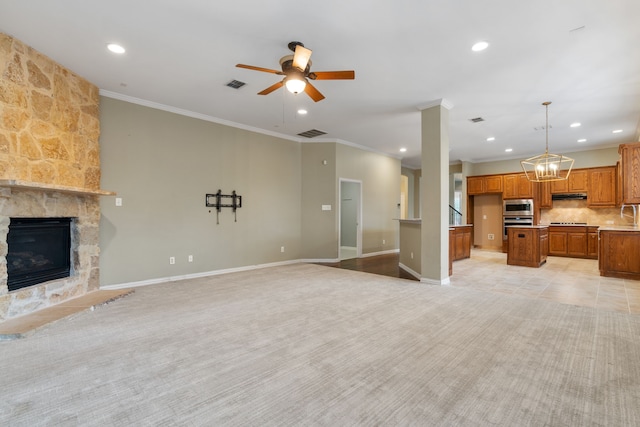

{"left": 1, "top": 263, "right": 639, "bottom": 426}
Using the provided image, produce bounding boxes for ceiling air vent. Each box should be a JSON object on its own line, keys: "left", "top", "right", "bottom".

{"left": 469, "top": 117, "right": 485, "bottom": 123}
{"left": 226, "top": 80, "right": 246, "bottom": 89}
{"left": 298, "top": 129, "right": 327, "bottom": 138}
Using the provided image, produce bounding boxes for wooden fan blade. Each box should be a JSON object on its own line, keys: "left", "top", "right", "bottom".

{"left": 258, "top": 81, "right": 284, "bottom": 95}
{"left": 292, "top": 45, "right": 312, "bottom": 72}
{"left": 236, "top": 64, "right": 283, "bottom": 75}
{"left": 304, "top": 81, "right": 325, "bottom": 102}
{"left": 311, "top": 70, "right": 355, "bottom": 80}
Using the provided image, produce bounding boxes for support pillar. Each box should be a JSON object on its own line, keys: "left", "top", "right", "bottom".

{"left": 419, "top": 99, "right": 452, "bottom": 285}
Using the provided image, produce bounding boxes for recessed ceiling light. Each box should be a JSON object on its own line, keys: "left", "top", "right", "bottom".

{"left": 570, "top": 122, "right": 581, "bottom": 128}
{"left": 297, "top": 109, "right": 308, "bottom": 115}
{"left": 107, "top": 43, "right": 125, "bottom": 54}
{"left": 612, "top": 129, "right": 623, "bottom": 133}
{"left": 486, "top": 137, "right": 495, "bottom": 142}
{"left": 471, "top": 41, "right": 489, "bottom": 52}
{"left": 505, "top": 148, "right": 513, "bottom": 153}
{"left": 577, "top": 139, "right": 587, "bottom": 143}
{"left": 399, "top": 148, "right": 407, "bottom": 153}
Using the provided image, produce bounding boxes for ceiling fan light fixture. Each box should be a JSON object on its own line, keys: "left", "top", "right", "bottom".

{"left": 285, "top": 76, "right": 306, "bottom": 94}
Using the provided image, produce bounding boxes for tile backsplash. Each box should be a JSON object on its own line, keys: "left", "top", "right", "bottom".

{"left": 540, "top": 199, "right": 636, "bottom": 226}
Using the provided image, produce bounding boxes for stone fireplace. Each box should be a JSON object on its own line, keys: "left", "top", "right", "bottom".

{"left": 0, "top": 33, "right": 112, "bottom": 321}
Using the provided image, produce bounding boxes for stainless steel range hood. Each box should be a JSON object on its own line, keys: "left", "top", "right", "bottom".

{"left": 551, "top": 193, "right": 587, "bottom": 200}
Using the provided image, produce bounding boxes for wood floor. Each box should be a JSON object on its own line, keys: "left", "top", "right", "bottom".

{"left": 318, "top": 253, "right": 418, "bottom": 281}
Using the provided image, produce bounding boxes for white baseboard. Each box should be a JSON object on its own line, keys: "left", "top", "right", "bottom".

{"left": 100, "top": 259, "right": 304, "bottom": 290}
{"left": 420, "top": 276, "right": 451, "bottom": 286}
{"left": 361, "top": 248, "right": 399, "bottom": 258}
{"left": 398, "top": 263, "right": 421, "bottom": 280}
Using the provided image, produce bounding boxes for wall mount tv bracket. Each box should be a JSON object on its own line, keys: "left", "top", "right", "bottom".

{"left": 206, "top": 190, "right": 242, "bottom": 224}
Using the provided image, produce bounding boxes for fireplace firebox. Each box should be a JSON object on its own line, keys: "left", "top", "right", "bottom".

{"left": 7, "top": 218, "right": 72, "bottom": 292}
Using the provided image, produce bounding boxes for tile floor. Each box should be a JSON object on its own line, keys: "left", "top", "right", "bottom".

{"left": 450, "top": 250, "right": 640, "bottom": 315}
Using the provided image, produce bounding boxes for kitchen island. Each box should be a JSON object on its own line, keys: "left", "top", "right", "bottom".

{"left": 507, "top": 225, "right": 549, "bottom": 268}
{"left": 598, "top": 226, "right": 640, "bottom": 280}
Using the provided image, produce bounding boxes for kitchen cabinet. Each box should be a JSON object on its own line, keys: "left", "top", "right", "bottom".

{"left": 587, "top": 226, "right": 598, "bottom": 259}
{"left": 503, "top": 173, "right": 534, "bottom": 199}
{"left": 548, "top": 225, "right": 591, "bottom": 258}
{"left": 451, "top": 225, "right": 472, "bottom": 260}
{"left": 550, "top": 169, "right": 588, "bottom": 194}
{"left": 618, "top": 142, "right": 640, "bottom": 204}
{"left": 467, "top": 175, "right": 503, "bottom": 195}
{"left": 588, "top": 166, "right": 617, "bottom": 208}
{"left": 599, "top": 229, "right": 640, "bottom": 280}
{"left": 507, "top": 226, "right": 548, "bottom": 267}
{"left": 538, "top": 182, "right": 552, "bottom": 208}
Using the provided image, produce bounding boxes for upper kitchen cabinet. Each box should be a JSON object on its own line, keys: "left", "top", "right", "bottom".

{"left": 618, "top": 142, "right": 640, "bottom": 204}
{"left": 467, "top": 175, "right": 503, "bottom": 195}
{"left": 550, "top": 169, "right": 588, "bottom": 194}
{"left": 538, "top": 182, "right": 552, "bottom": 208}
{"left": 503, "top": 173, "right": 534, "bottom": 199}
{"left": 587, "top": 166, "right": 616, "bottom": 208}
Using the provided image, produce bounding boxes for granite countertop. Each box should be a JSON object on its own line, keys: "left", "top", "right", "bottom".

{"left": 597, "top": 225, "right": 640, "bottom": 232}
{"left": 506, "top": 225, "right": 549, "bottom": 229}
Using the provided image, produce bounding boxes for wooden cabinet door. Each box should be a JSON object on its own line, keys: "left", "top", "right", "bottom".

{"left": 540, "top": 229, "right": 549, "bottom": 262}
{"left": 550, "top": 178, "right": 569, "bottom": 194}
{"left": 467, "top": 176, "right": 484, "bottom": 195}
{"left": 588, "top": 166, "right": 616, "bottom": 208}
{"left": 508, "top": 228, "right": 534, "bottom": 264}
{"left": 587, "top": 231, "right": 598, "bottom": 258}
{"left": 516, "top": 174, "right": 534, "bottom": 198}
{"left": 550, "top": 169, "right": 588, "bottom": 194}
{"left": 600, "top": 231, "right": 640, "bottom": 277}
{"left": 484, "top": 175, "right": 503, "bottom": 193}
{"left": 538, "top": 182, "right": 552, "bottom": 208}
{"left": 568, "top": 170, "right": 589, "bottom": 192}
{"left": 503, "top": 174, "right": 518, "bottom": 199}
{"left": 619, "top": 143, "right": 640, "bottom": 204}
{"left": 548, "top": 231, "right": 568, "bottom": 255}
{"left": 567, "top": 232, "right": 587, "bottom": 256}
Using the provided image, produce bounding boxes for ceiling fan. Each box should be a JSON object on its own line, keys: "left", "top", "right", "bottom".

{"left": 236, "top": 41, "right": 355, "bottom": 102}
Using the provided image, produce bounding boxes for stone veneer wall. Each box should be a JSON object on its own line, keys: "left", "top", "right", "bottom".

{"left": 0, "top": 33, "right": 103, "bottom": 321}
{"left": 0, "top": 33, "right": 101, "bottom": 188}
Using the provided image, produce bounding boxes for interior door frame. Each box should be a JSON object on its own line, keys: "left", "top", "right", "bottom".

{"left": 338, "top": 178, "right": 363, "bottom": 259}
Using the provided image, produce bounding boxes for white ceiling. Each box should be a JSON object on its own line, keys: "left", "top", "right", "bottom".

{"left": 2, "top": 0, "right": 639, "bottom": 169}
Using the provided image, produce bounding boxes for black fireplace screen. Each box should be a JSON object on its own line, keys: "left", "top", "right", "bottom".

{"left": 7, "top": 218, "right": 72, "bottom": 292}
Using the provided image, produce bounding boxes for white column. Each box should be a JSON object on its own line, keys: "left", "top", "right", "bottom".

{"left": 419, "top": 99, "right": 452, "bottom": 285}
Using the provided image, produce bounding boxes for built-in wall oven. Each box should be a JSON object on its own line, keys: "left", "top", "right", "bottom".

{"left": 503, "top": 199, "right": 534, "bottom": 240}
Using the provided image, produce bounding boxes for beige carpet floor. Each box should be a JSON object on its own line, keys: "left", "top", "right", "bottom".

{"left": 1, "top": 263, "right": 639, "bottom": 426}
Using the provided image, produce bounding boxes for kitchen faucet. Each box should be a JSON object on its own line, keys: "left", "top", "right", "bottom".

{"left": 620, "top": 204, "right": 639, "bottom": 227}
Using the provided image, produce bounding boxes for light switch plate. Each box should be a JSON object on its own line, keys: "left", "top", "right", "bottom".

{"left": 322, "top": 205, "right": 332, "bottom": 211}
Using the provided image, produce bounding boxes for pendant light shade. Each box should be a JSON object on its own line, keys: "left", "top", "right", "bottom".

{"left": 521, "top": 102, "right": 574, "bottom": 182}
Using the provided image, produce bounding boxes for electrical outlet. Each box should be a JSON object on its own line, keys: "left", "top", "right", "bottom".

{"left": 488, "top": 233, "right": 495, "bottom": 240}
{"left": 280, "top": 246, "right": 285, "bottom": 253}
{"left": 382, "top": 239, "right": 386, "bottom": 245}
{"left": 115, "top": 197, "right": 122, "bottom": 206}
{"left": 169, "top": 256, "right": 175, "bottom": 265}
{"left": 410, "top": 252, "right": 414, "bottom": 259}
{"left": 188, "top": 255, "right": 193, "bottom": 262}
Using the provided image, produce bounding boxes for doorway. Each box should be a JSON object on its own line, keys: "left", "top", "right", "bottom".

{"left": 339, "top": 179, "right": 362, "bottom": 260}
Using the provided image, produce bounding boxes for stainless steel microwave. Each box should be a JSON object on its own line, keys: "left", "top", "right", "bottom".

{"left": 503, "top": 199, "right": 534, "bottom": 216}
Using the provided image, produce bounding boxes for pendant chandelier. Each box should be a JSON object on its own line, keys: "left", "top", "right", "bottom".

{"left": 521, "top": 102, "right": 574, "bottom": 182}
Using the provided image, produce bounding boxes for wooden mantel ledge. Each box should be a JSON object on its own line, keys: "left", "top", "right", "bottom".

{"left": 0, "top": 180, "right": 116, "bottom": 196}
